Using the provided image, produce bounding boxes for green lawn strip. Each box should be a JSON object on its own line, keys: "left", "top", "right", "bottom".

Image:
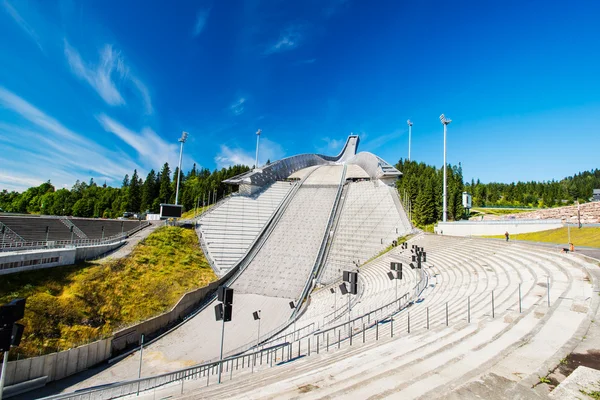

{"left": 180, "top": 204, "right": 214, "bottom": 219}
{"left": 480, "top": 227, "right": 600, "bottom": 248}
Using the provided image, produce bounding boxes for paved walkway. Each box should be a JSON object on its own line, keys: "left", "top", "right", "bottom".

{"left": 94, "top": 222, "right": 160, "bottom": 263}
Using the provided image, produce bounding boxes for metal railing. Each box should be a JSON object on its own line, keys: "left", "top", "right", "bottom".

{"left": 41, "top": 342, "right": 291, "bottom": 400}
{"left": 40, "top": 241, "right": 430, "bottom": 400}
{"left": 293, "top": 164, "right": 347, "bottom": 320}
{"left": 0, "top": 221, "right": 151, "bottom": 253}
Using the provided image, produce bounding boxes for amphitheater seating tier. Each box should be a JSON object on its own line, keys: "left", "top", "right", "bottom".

{"left": 320, "top": 180, "right": 412, "bottom": 285}
{"left": 0, "top": 216, "right": 72, "bottom": 242}
{"left": 232, "top": 185, "right": 338, "bottom": 299}
{"left": 160, "top": 235, "right": 596, "bottom": 400}
{"left": 198, "top": 182, "right": 293, "bottom": 273}
{"left": 0, "top": 216, "right": 143, "bottom": 243}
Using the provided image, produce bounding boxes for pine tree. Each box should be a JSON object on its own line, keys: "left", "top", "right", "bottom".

{"left": 129, "top": 169, "right": 141, "bottom": 213}
{"left": 122, "top": 174, "right": 130, "bottom": 188}
{"left": 140, "top": 169, "right": 157, "bottom": 213}
{"left": 159, "top": 163, "right": 172, "bottom": 204}
{"left": 415, "top": 178, "right": 436, "bottom": 226}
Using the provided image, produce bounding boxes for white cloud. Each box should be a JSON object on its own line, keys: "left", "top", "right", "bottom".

{"left": 265, "top": 25, "right": 303, "bottom": 54}
{"left": 97, "top": 114, "right": 180, "bottom": 167}
{"left": 193, "top": 9, "right": 210, "bottom": 36}
{"left": 230, "top": 97, "right": 246, "bottom": 116}
{"left": 2, "top": 0, "right": 43, "bottom": 51}
{"left": 215, "top": 138, "right": 285, "bottom": 169}
{"left": 315, "top": 137, "right": 346, "bottom": 155}
{"left": 0, "top": 87, "right": 141, "bottom": 191}
{"left": 0, "top": 86, "right": 87, "bottom": 144}
{"left": 0, "top": 171, "right": 44, "bottom": 192}
{"left": 64, "top": 41, "right": 153, "bottom": 114}
{"left": 361, "top": 129, "right": 403, "bottom": 152}
{"left": 215, "top": 145, "right": 255, "bottom": 168}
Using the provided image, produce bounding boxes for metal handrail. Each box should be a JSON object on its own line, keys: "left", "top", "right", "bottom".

{"left": 40, "top": 341, "right": 290, "bottom": 400}
{"left": 41, "top": 240, "right": 429, "bottom": 400}
{"left": 292, "top": 164, "right": 347, "bottom": 320}
{"left": 0, "top": 222, "right": 150, "bottom": 253}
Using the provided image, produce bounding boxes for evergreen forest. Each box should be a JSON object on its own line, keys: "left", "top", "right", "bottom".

{"left": 0, "top": 163, "right": 249, "bottom": 218}
{"left": 1, "top": 157, "right": 598, "bottom": 224}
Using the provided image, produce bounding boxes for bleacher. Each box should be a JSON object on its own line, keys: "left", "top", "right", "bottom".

{"left": 70, "top": 218, "right": 142, "bottom": 239}
{"left": 320, "top": 180, "right": 411, "bottom": 285}
{"left": 160, "top": 235, "right": 596, "bottom": 400}
{"left": 232, "top": 185, "right": 339, "bottom": 299}
{"left": 0, "top": 215, "right": 144, "bottom": 244}
{"left": 0, "top": 216, "right": 72, "bottom": 242}
{"left": 34, "top": 139, "right": 599, "bottom": 400}
{"left": 198, "top": 181, "right": 293, "bottom": 274}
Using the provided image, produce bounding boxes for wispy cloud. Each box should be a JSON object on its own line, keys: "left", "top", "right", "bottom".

{"left": 97, "top": 114, "right": 184, "bottom": 169}
{"left": 317, "top": 137, "right": 345, "bottom": 154}
{"left": 298, "top": 58, "right": 316, "bottom": 64}
{"left": 0, "top": 87, "right": 141, "bottom": 191}
{"left": 2, "top": 0, "right": 44, "bottom": 51}
{"left": 215, "top": 138, "right": 285, "bottom": 169}
{"left": 193, "top": 9, "right": 210, "bottom": 36}
{"left": 361, "top": 129, "right": 404, "bottom": 152}
{"left": 230, "top": 97, "right": 246, "bottom": 116}
{"left": 265, "top": 25, "right": 304, "bottom": 55}
{"left": 64, "top": 41, "right": 153, "bottom": 114}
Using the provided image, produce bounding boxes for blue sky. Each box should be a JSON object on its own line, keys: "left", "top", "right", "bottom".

{"left": 1, "top": 0, "right": 599, "bottom": 192}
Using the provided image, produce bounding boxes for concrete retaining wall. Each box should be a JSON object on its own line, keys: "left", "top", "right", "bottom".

{"left": 435, "top": 219, "right": 563, "bottom": 237}
{"left": 0, "top": 242, "right": 124, "bottom": 275}
{"left": 74, "top": 242, "right": 124, "bottom": 261}
{"left": 112, "top": 279, "right": 222, "bottom": 352}
{"left": 0, "top": 338, "right": 112, "bottom": 387}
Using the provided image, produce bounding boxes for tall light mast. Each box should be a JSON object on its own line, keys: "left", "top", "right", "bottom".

{"left": 407, "top": 120, "right": 413, "bottom": 161}
{"left": 439, "top": 114, "right": 452, "bottom": 222}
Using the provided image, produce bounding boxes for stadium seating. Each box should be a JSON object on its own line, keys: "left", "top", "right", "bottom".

{"left": 139, "top": 235, "right": 595, "bottom": 400}
{"left": 198, "top": 181, "right": 293, "bottom": 274}
{"left": 232, "top": 185, "right": 339, "bottom": 299}
{"left": 69, "top": 218, "right": 142, "bottom": 239}
{"left": 0, "top": 216, "right": 72, "bottom": 242}
{"left": 319, "top": 180, "right": 411, "bottom": 285}
{"left": 0, "top": 215, "right": 145, "bottom": 244}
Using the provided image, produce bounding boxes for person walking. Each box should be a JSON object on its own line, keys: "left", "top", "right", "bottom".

{"left": 505, "top": 231, "right": 509, "bottom": 242}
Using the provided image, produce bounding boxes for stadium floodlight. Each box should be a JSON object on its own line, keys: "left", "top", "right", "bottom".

{"left": 255, "top": 129, "right": 261, "bottom": 169}
{"left": 440, "top": 115, "right": 452, "bottom": 223}
{"left": 175, "top": 131, "right": 189, "bottom": 206}
{"left": 407, "top": 120, "right": 413, "bottom": 161}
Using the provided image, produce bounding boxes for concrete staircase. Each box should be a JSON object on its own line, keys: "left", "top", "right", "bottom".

{"left": 198, "top": 181, "right": 292, "bottom": 275}
{"left": 134, "top": 235, "right": 596, "bottom": 400}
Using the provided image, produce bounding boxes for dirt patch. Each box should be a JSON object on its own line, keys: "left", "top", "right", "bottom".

{"left": 298, "top": 384, "right": 320, "bottom": 393}
{"left": 559, "top": 350, "right": 600, "bottom": 377}
{"left": 537, "top": 282, "right": 548, "bottom": 288}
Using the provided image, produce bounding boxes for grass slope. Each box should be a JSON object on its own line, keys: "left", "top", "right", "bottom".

{"left": 180, "top": 204, "right": 213, "bottom": 219}
{"left": 0, "top": 226, "right": 217, "bottom": 358}
{"left": 482, "top": 226, "right": 600, "bottom": 248}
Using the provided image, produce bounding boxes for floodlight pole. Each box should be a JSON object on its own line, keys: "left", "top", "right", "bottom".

{"left": 347, "top": 293, "right": 351, "bottom": 337}
{"left": 218, "top": 314, "right": 225, "bottom": 384}
{"left": 334, "top": 289, "right": 337, "bottom": 318}
{"left": 255, "top": 129, "right": 261, "bottom": 169}
{"left": 257, "top": 310, "right": 261, "bottom": 347}
{"left": 440, "top": 115, "right": 452, "bottom": 222}
{"left": 175, "top": 132, "right": 188, "bottom": 206}
{"left": 407, "top": 120, "right": 413, "bottom": 161}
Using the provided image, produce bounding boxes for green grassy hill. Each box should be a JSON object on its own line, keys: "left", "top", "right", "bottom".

{"left": 0, "top": 226, "right": 217, "bottom": 358}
